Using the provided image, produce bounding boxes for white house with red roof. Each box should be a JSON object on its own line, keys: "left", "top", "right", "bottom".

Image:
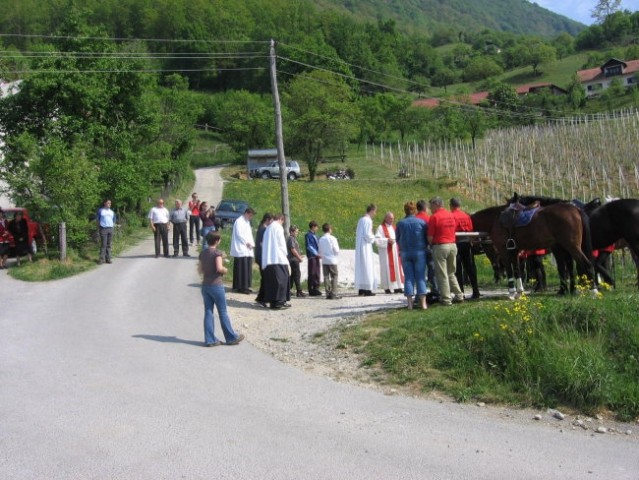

{"left": 577, "top": 58, "right": 639, "bottom": 97}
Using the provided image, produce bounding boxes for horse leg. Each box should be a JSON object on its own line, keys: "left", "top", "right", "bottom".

{"left": 552, "top": 246, "right": 573, "bottom": 295}
{"left": 568, "top": 247, "right": 598, "bottom": 295}
{"left": 505, "top": 251, "right": 523, "bottom": 300}
{"left": 594, "top": 252, "right": 616, "bottom": 288}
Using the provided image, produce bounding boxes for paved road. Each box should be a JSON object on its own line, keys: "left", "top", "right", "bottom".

{"left": 1, "top": 168, "right": 637, "bottom": 479}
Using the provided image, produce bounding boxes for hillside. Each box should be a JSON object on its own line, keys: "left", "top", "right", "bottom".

{"left": 318, "top": 0, "right": 584, "bottom": 36}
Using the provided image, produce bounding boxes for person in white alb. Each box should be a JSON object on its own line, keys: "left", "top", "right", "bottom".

{"left": 230, "top": 207, "right": 255, "bottom": 294}
{"left": 261, "top": 214, "right": 291, "bottom": 309}
{"left": 354, "top": 204, "right": 378, "bottom": 296}
{"left": 148, "top": 198, "right": 170, "bottom": 258}
{"left": 318, "top": 223, "right": 341, "bottom": 300}
{"left": 375, "top": 211, "right": 404, "bottom": 294}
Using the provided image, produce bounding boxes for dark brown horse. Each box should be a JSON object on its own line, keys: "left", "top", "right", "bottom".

{"left": 472, "top": 203, "right": 596, "bottom": 298}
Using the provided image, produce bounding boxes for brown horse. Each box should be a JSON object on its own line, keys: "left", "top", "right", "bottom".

{"left": 472, "top": 203, "right": 596, "bottom": 298}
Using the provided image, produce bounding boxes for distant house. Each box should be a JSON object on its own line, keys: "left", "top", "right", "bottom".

{"left": 577, "top": 58, "right": 639, "bottom": 97}
{"left": 412, "top": 83, "right": 566, "bottom": 109}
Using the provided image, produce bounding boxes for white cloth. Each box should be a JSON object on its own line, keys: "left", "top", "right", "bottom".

{"left": 375, "top": 223, "right": 403, "bottom": 290}
{"left": 148, "top": 206, "right": 170, "bottom": 224}
{"left": 230, "top": 214, "right": 254, "bottom": 258}
{"left": 318, "top": 232, "right": 340, "bottom": 265}
{"left": 354, "top": 214, "right": 377, "bottom": 290}
{"left": 261, "top": 221, "right": 288, "bottom": 269}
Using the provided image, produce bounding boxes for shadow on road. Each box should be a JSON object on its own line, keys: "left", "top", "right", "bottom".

{"left": 132, "top": 334, "right": 203, "bottom": 347}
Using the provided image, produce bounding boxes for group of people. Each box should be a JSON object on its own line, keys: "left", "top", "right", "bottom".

{"left": 143, "top": 193, "right": 218, "bottom": 260}
{"left": 0, "top": 208, "right": 34, "bottom": 268}
{"left": 354, "top": 198, "right": 480, "bottom": 309}
{"left": 229, "top": 209, "right": 342, "bottom": 309}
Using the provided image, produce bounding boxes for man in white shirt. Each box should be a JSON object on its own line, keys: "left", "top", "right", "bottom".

{"left": 148, "top": 198, "right": 170, "bottom": 258}
{"left": 230, "top": 207, "right": 255, "bottom": 293}
{"left": 318, "top": 223, "right": 341, "bottom": 299}
{"left": 354, "top": 204, "right": 378, "bottom": 296}
{"left": 375, "top": 211, "right": 404, "bottom": 294}
{"left": 96, "top": 199, "right": 116, "bottom": 264}
{"left": 261, "top": 214, "right": 290, "bottom": 309}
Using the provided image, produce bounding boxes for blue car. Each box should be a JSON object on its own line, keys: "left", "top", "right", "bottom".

{"left": 215, "top": 199, "right": 249, "bottom": 228}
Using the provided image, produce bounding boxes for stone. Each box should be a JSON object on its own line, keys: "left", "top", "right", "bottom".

{"left": 533, "top": 414, "right": 542, "bottom": 421}
{"left": 476, "top": 402, "right": 486, "bottom": 408}
{"left": 595, "top": 427, "right": 607, "bottom": 434}
{"left": 552, "top": 410, "right": 565, "bottom": 420}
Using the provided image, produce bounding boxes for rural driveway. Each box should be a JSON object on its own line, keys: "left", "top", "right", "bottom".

{"left": 1, "top": 167, "right": 637, "bottom": 479}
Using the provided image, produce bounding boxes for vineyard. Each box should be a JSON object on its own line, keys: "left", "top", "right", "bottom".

{"left": 368, "top": 110, "right": 639, "bottom": 205}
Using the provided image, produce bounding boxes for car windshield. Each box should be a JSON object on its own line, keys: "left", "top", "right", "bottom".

{"left": 218, "top": 201, "right": 246, "bottom": 212}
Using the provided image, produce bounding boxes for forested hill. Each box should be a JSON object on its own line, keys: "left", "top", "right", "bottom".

{"left": 317, "top": 0, "right": 584, "bottom": 36}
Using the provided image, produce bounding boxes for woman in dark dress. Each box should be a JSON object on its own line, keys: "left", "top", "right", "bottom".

{"left": 8, "top": 211, "right": 33, "bottom": 265}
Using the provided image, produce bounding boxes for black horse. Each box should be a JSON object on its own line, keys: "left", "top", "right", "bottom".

{"left": 584, "top": 198, "right": 639, "bottom": 289}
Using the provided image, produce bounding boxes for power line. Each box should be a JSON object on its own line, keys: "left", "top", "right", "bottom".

{"left": 0, "top": 33, "right": 269, "bottom": 45}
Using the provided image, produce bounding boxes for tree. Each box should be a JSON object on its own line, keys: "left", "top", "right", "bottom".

{"left": 283, "top": 71, "right": 359, "bottom": 181}
{"left": 552, "top": 33, "right": 574, "bottom": 60}
{"left": 527, "top": 42, "right": 556, "bottom": 76}
{"left": 463, "top": 56, "right": 503, "bottom": 82}
{"left": 431, "top": 67, "right": 458, "bottom": 92}
{"left": 591, "top": 0, "right": 622, "bottom": 24}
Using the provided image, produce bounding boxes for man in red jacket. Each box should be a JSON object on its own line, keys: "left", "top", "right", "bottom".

{"left": 427, "top": 197, "right": 464, "bottom": 306}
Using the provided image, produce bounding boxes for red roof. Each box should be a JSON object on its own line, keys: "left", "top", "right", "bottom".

{"left": 577, "top": 59, "right": 639, "bottom": 83}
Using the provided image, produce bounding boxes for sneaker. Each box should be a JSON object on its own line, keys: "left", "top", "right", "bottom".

{"left": 226, "top": 334, "right": 245, "bottom": 346}
{"left": 205, "top": 340, "right": 222, "bottom": 347}
{"left": 296, "top": 292, "right": 308, "bottom": 298}
{"left": 453, "top": 295, "right": 465, "bottom": 304}
{"left": 105, "top": 259, "right": 112, "bottom": 264}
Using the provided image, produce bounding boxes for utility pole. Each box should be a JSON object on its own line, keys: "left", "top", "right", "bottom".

{"left": 269, "top": 39, "right": 290, "bottom": 232}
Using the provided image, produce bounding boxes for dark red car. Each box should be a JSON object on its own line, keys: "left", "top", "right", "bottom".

{"left": 2, "top": 207, "right": 46, "bottom": 256}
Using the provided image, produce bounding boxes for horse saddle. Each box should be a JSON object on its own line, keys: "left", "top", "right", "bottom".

{"left": 500, "top": 203, "right": 541, "bottom": 229}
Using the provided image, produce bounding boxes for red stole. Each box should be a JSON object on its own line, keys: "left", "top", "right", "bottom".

{"left": 381, "top": 223, "right": 397, "bottom": 282}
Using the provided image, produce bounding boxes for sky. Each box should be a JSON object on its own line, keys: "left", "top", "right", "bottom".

{"left": 531, "top": 0, "right": 638, "bottom": 25}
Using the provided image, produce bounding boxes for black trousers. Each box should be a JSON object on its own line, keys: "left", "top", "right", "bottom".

{"left": 153, "top": 223, "right": 169, "bottom": 257}
{"left": 264, "top": 264, "right": 290, "bottom": 306}
{"left": 189, "top": 215, "right": 201, "bottom": 244}
{"left": 172, "top": 222, "right": 189, "bottom": 255}
{"left": 289, "top": 260, "right": 302, "bottom": 293}
{"left": 455, "top": 242, "right": 479, "bottom": 296}
{"left": 307, "top": 256, "right": 321, "bottom": 291}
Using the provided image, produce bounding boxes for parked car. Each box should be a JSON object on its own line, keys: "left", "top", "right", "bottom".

{"left": 2, "top": 207, "right": 46, "bottom": 255}
{"left": 250, "top": 160, "right": 302, "bottom": 180}
{"left": 215, "top": 199, "right": 250, "bottom": 229}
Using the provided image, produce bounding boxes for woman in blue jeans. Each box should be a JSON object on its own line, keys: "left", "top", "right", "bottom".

{"left": 396, "top": 201, "right": 428, "bottom": 310}
{"left": 198, "top": 231, "right": 244, "bottom": 347}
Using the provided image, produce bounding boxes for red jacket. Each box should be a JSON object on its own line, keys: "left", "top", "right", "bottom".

{"left": 429, "top": 209, "right": 456, "bottom": 244}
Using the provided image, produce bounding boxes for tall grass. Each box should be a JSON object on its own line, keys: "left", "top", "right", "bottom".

{"left": 340, "top": 291, "right": 639, "bottom": 420}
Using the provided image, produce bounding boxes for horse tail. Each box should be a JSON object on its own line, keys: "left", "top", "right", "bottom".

{"left": 579, "top": 208, "right": 594, "bottom": 260}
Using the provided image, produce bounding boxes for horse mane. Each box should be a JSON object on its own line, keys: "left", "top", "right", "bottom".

{"left": 508, "top": 192, "right": 566, "bottom": 207}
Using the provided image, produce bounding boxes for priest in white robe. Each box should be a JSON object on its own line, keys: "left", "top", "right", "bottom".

{"left": 230, "top": 207, "right": 255, "bottom": 293}
{"left": 261, "top": 213, "right": 291, "bottom": 309}
{"left": 375, "top": 211, "right": 404, "bottom": 294}
{"left": 354, "top": 204, "right": 378, "bottom": 296}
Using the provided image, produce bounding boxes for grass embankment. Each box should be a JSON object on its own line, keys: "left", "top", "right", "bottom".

{"left": 338, "top": 290, "right": 639, "bottom": 421}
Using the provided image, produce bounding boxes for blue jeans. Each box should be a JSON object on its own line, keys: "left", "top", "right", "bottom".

{"left": 401, "top": 250, "right": 427, "bottom": 297}
{"left": 201, "top": 284, "right": 239, "bottom": 345}
{"left": 201, "top": 226, "right": 216, "bottom": 247}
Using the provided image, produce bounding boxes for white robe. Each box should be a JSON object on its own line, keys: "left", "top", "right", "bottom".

{"left": 375, "top": 223, "right": 403, "bottom": 291}
{"left": 354, "top": 214, "right": 377, "bottom": 290}
{"left": 230, "top": 214, "right": 254, "bottom": 258}
{"left": 261, "top": 221, "right": 288, "bottom": 269}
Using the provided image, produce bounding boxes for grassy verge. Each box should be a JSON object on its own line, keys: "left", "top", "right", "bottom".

{"left": 338, "top": 289, "right": 639, "bottom": 421}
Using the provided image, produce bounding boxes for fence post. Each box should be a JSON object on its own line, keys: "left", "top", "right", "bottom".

{"left": 59, "top": 222, "right": 67, "bottom": 261}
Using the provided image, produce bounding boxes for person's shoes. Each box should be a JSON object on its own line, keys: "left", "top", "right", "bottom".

{"left": 240, "top": 288, "right": 253, "bottom": 294}
{"left": 394, "top": 288, "right": 404, "bottom": 294}
{"left": 106, "top": 259, "right": 112, "bottom": 264}
{"left": 226, "top": 334, "right": 245, "bottom": 346}
{"left": 296, "top": 291, "right": 307, "bottom": 298}
{"left": 453, "top": 295, "right": 465, "bottom": 304}
{"left": 164, "top": 254, "right": 170, "bottom": 258}
{"left": 183, "top": 253, "right": 191, "bottom": 257}
{"left": 358, "top": 289, "right": 365, "bottom": 296}
{"left": 309, "top": 290, "right": 323, "bottom": 297}
{"left": 364, "top": 290, "right": 376, "bottom": 296}
{"left": 98, "top": 259, "right": 104, "bottom": 265}
{"left": 384, "top": 289, "right": 392, "bottom": 294}
{"left": 173, "top": 253, "right": 179, "bottom": 257}
{"left": 440, "top": 302, "right": 453, "bottom": 307}
{"left": 258, "top": 302, "right": 268, "bottom": 308}
{"left": 205, "top": 340, "right": 222, "bottom": 347}
{"left": 155, "top": 255, "right": 159, "bottom": 258}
